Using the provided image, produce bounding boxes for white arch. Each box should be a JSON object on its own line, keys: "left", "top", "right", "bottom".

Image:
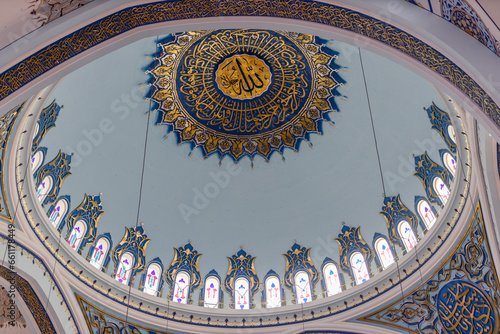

{"left": 31, "top": 150, "right": 44, "bottom": 174}
{"left": 203, "top": 276, "right": 221, "bottom": 308}
{"left": 143, "top": 263, "right": 162, "bottom": 296}
{"left": 443, "top": 152, "right": 457, "bottom": 177}
{"left": 264, "top": 276, "right": 282, "bottom": 308}
{"left": 173, "top": 271, "right": 191, "bottom": 304}
{"left": 350, "top": 252, "right": 370, "bottom": 285}
{"left": 417, "top": 199, "right": 437, "bottom": 229}
{"left": 115, "top": 252, "right": 134, "bottom": 285}
{"left": 398, "top": 221, "right": 418, "bottom": 252}
{"left": 374, "top": 238, "right": 395, "bottom": 269}
{"left": 433, "top": 177, "right": 450, "bottom": 205}
{"left": 234, "top": 277, "right": 250, "bottom": 310}
{"left": 36, "top": 175, "right": 53, "bottom": 203}
{"left": 294, "top": 271, "right": 313, "bottom": 304}
{"left": 67, "top": 220, "right": 87, "bottom": 251}
{"left": 89, "top": 237, "right": 110, "bottom": 271}
{"left": 48, "top": 198, "right": 68, "bottom": 229}
{"left": 323, "top": 263, "right": 342, "bottom": 296}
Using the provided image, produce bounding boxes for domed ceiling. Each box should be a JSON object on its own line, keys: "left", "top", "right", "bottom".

{"left": 33, "top": 29, "right": 461, "bottom": 307}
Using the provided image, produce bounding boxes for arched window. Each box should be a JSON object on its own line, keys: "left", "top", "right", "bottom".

{"left": 443, "top": 152, "right": 457, "bottom": 177}
{"left": 67, "top": 220, "right": 86, "bottom": 250}
{"left": 48, "top": 198, "right": 68, "bottom": 229}
{"left": 374, "top": 238, "right": 395, "bottom": 269}
{"left": 172, "top": 271, "right": 190, "bottom": 304}
{"left": 143, "top": 263, "right": 162, "bottom": 296}
{"left": 350, "top": 252, "right": 370, "bottom": 285}
{"left": 89, "top": 237, "right": 110, "bottom": 270}
{"left": 264, "top": 276, "right": 282, "bottom": 308}
{"left": 433, "top": 177, "right": 450, "bottom": 205}
{"left": 115, "top": 252, "right": 134, "bottom": 285}
{"left": 294, "top": 271, "right": 312, "bottom": 304}
{"left": 36, "top": 176, "right": 53, "bottom": 203}
{"left": 203, "top": 276, "right": 221, "bottom": 308}
{"left": 323, "top": 263, "right": 342, "bottom": 296}
{"left": 31, "top": 150, "right": 44, "bottom": 174}
{"left": 234, "top": 277, "right": 250, "bottom": 309}
{"left": 448, "top": 125, "right": 456, "bottom": 144}
{"left": 398, "top": 221, "right": 418, "bottom": 252}
{"left": 417, "top": 199, "right": 436, "bottom": 229}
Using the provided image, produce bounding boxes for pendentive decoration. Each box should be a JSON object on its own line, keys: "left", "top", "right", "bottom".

{"left": 283, "top": 243, "right": 319, "bottom": 304}
{"left": 380, "top": 195, "right": 419, "bottom": 253}
{"left": 65, "top": 194, "right": 104, "bottom": 254}
{"left": 164, "top": 243, "right": 202, "bottom": 304}
{"left": 360, "top": 200, "right": 500, "bottom": 334}
{"left": 147, "top": 29, "right": 343, "bottom": 163}
{"left": 224, "top": 249, "right": 260, "bottom": 309}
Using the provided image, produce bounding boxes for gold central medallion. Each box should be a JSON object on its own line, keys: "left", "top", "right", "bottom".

{"left": 216, "top": 54, "right": 271, "bottom": 99}
{"left": 149, "top": 29, "right": 343, "bottom": 162}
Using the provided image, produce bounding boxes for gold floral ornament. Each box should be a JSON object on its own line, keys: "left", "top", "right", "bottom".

{"left": 147, "top": 29, "right": 344, "bottom": 163}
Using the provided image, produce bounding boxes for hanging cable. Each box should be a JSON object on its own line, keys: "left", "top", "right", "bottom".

{"left": 124, "top": 35, "right": 158, "bottom": 325}
{"left": 358, "top": 48, "right": 411, "bottom": 334}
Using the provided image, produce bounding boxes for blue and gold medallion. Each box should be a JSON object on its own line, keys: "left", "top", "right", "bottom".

{"left": 148, "top": 29, "right": 342, "bottom": 162}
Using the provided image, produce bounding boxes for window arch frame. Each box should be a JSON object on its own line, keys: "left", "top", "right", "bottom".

{"left": 142, "top": 261, "right": 163, "bottom": 296}
{"left": 372, "top": 234, "right": 396, "bottom": 270}
{"left": 433, "top": 176, "right": 450, "bottom": 206}
{"left": 234, "top": 276, "right": 251, "bottom": 310}
{"left": 416, "top": 197, "right": 437, "bottom": 231}
{"left": 293, "top": 270, "right": 313, "bottom": 304}
{"left": 114, "top": 251, "right": 135, "bottom": 286}
{"left": 262, "top": 271, "right": 283, "bottom": 308}
{"left": 321, "top": 259, "right": 343, "bottom": 297}
{"left": 36, "top": 175, "right": 53, "bottom": 204}
{"left": 31, "top": 148, "right": 46, "bottom": 175}
{"left": 88, "top": 236, "right": 110, "bottom": 271}
{"left": 397, "top": 220, "right": 418, "bottom": 252}
{"left": 349, "top": 251, "right": 370, "bottom": 286}
{"left": 201, "top": 270, "right": 222, "bottom": 309}
{"left": 172, "top": 270, "right": 191, "bottom": 304}
{"left": 48, "top": 197, "right": 69, "bottom": 230}
{"left": 67, "top": 219, "right": 87, "bottom": 252}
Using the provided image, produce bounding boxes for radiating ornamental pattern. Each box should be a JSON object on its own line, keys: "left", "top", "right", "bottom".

{"left": 148, "top": 29, "right": 343, "bottom": 162}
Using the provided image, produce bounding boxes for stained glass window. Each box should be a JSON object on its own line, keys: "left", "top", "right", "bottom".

{"left": 89, "top": 237, "right": 109, "bottom": 270}
{"left": 203, "top": 276, "right": 220, "bottom": 308}
{"left": 323, "top": 263, "right": 342, "bottom": 296}
{"left": 417, "top": 199, "right": 436, "bottom": 229}
{"left": 374, "top": 238, "right": 395, "bottom": 269}
{"left": 350, "top": 252, "right": 370, "bottom": 285}
{"left": 31, "top": 150, "right": 44, "bottom": 174}
{"left": 172, "top": 271, "right": 190, "bottom": 304}
{"left": 143, "top": 263, "right": 162, "bottom": 296}
{"left": 234, "top": 277, "right": 250, "bottom": 309}
{"left": 36, "top": 176, "right": 53, "bottom": 203}
{"left": 294, "top": 271, "right": 313, "bottom": 304}
{"left": 115, "top": 252, "right": 134, "bottom": 285}
{"left": 398, "top": 220, "right": 418, "bottom": 251}
{"left": 48, "top": 199, "right": 68, "bottom": 229}
{"left": 433, "top": 177, "right": 450, "bottom": 205}
{"left": 443, "top": 152, "right": 457, "bottom": 177}
{"left": 67, "top": 220, "right": 86, "bottom": 250}
{"left": 264, "top": 276, "right": 282, "bottom": 308}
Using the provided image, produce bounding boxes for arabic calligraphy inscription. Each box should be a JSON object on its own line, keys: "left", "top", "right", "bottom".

{"left": 437, "top": 280, "right": 496, "bottom": 334}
